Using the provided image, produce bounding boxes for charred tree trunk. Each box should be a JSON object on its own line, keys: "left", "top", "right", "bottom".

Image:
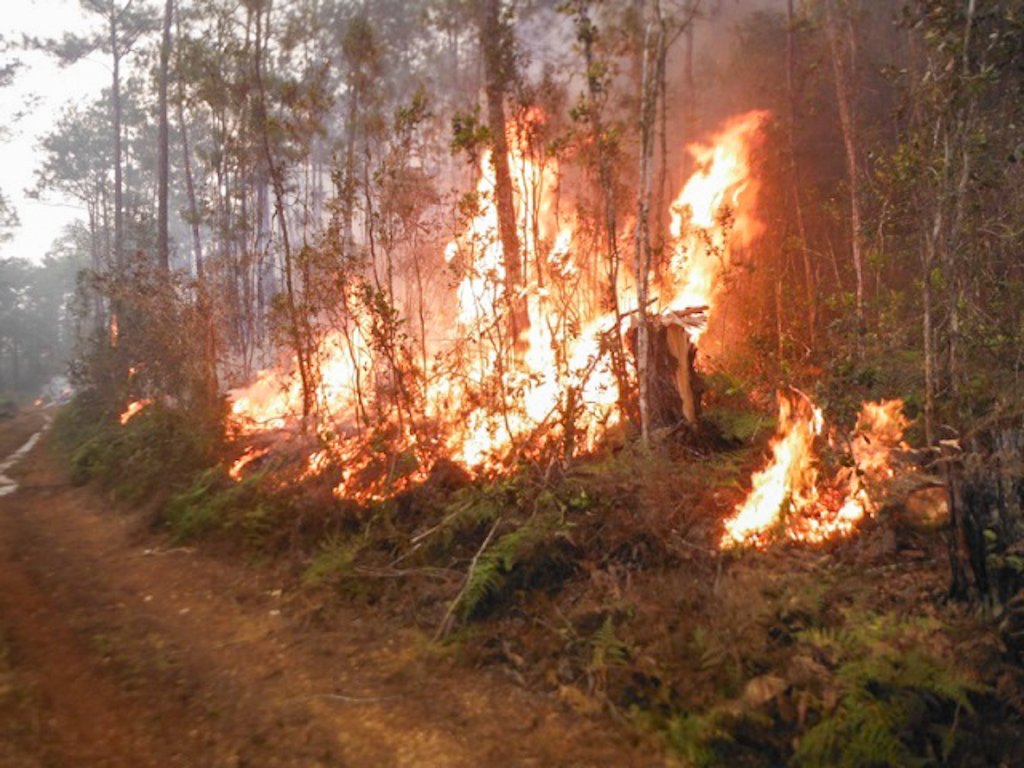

{"left": 628, "top": 316, "right": 702, "bottom": 433}
{"left": 944, "top": 422, "right": 1024, "bottom": 608}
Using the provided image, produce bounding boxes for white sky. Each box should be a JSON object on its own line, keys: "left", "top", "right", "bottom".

{"left": 1, "top": 0, "right": 108, "bottom": 264}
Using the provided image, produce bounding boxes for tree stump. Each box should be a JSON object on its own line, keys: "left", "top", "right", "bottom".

{"left": 627, "top": 308, "right": 705, "bottom": 432}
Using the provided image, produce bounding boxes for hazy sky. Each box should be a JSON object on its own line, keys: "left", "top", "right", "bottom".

{"left": 1, "top": 0, "right": 108, "bottom": 264}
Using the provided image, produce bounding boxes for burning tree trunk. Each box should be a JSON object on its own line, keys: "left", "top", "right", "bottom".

{"left": 477, "top": 0, "right": 529, "bottom": 353}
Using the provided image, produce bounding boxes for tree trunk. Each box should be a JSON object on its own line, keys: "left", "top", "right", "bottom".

{"left": 109, "top": 9, "right": 124, "bottom": 271}
{"left": 176, "top": 97, "right": 203, "bottom": 279}
{"left": 824, "top": 0, "right": 863, "bottom": 344}
{"left": 253, "top": 3, "right": 314, "bottom": 425}
{"left": 157, "top": 0, "right": 172, "bottom": 270}
{"left": 787, "top": 0, "right": 816, "bottom": 350}
{"left": 635, "top": 19, "right": 661, "bottom": 445}
{"left": 477, "top": 0, "right": 529, "bottom": 354}
{"left": 575, "top": 3, "right": 630, "bottom": 419}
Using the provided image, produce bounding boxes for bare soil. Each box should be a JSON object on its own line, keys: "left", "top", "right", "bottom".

{"left": 0, "top": 410, "right": 656, "bottom": 767}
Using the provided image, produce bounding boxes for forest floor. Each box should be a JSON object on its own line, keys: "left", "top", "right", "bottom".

{"left": 0, "top": 408, "right": 653, "bottom": 768}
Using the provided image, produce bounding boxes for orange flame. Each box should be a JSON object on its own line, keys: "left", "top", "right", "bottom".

{"left": 119, "top": 399, "right": 153, "bottom": 425}
{"left": 228, "top": 447, "right": 270, "bottom": 481}
{"left": 721, "top": 396, "right": 908, "bottom": 547}
{"left": 227, "top": 110, "right": 767, "bottom": 497}
{"left": 722, "top": 393, "right": 823, "bottom": 546}
{"left": 662, "top": 110, "right": 767, "bottom": 337}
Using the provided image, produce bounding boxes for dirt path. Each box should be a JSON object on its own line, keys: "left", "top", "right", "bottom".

{"left": 0, "top": 412, "right": 655, "bottom": 768}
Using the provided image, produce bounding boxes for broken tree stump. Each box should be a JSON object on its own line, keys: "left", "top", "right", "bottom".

{"left": 627, "top": 307, "right": 705, "bottom": 432}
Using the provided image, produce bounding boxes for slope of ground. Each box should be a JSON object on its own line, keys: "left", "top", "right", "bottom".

{"left": 0, "top": 410, "right": 653, "bottom": 767}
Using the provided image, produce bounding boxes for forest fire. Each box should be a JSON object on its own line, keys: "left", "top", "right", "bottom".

{"left": 225, "top": 103, "right": 901, "bottom": 548}
{"left": 227, "top": 110, "right": 768, "bottom": 493}
{"left": 17, "top": 2, "right": 1021, "bottom": 762}
{"left": 119, "top": 399, "right": 153, "bottom": 425}
{"left": 721, "top": 395, "right": 909, "bottom": 547}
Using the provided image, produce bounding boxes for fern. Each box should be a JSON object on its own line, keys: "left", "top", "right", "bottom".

{"left": 665, "top": 709, "right": 735, "bottom": 768}
{"left": 457, "top": 513, "right": 562, "bottom": 618}
{"left": 590, "top": 615, "right": 630, "bottom": 672}
{"left": 794, "top": 611, "right": 983, "bottom": 768}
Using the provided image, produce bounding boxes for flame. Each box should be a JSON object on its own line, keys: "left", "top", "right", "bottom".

{"left": 226, "top": 110, "right": 767, "bottom": 498}
{"left": 229, "top": 446, "right": 270, "bottom": 481}
{"left": 302, "top": 448, "right": 332, "bottom": 480}
{"left": 722, "top": 393, "right": 823, "bottom": 546}
{"left": 228, "top": 328, "right": 372, "bottom": 436}
{"left": 721, "top": 396, "right": 908, "bottom": 547}
{"left": 849, "top": 399, "right": 909, "bottom": 480}
{"left": 119, "top": 399, "right": 153, "bottom": 425}
{"left": 661, "top": 110, "right": 767, "bottom": 338}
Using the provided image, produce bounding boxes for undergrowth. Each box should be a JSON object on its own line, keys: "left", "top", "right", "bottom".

{"left": 635, "top": 572, "right": 987, "bottom": 767}
{"left": 50, "top": 391, "right": 1022, "bottom": 765}
{"left": 164, "top": 467, "right": 282, "bottom": 546}
{"left": 54, "top": 394, "right": 220, "bottom": 506}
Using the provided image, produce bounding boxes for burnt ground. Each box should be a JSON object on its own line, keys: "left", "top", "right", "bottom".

{"left": 0, "top": 410, "right": 655, "bottom": 768}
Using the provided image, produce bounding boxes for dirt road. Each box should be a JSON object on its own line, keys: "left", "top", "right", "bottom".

{"left": 0, "top": 411, "right": 653, "bottom": 767}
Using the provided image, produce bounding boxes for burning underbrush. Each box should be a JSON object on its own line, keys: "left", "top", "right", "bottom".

{"left": 721, "top": 394, "right": 910, "bottom": 548}
{"left": 223, "top": 110, "right": 769, "bottom": 504}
